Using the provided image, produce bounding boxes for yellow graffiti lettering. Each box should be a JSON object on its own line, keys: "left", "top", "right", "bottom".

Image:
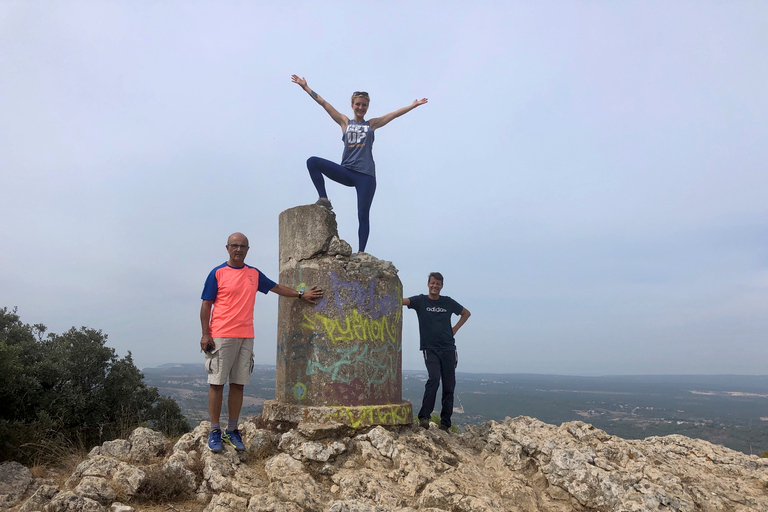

{"left": 324, "top": 404, "right": 412, "bottom": 428}
{"left": 300, "top": 313, "right": 317, "bottom": 331}
{"left": 305, "top": 309, "right": 399, "bottom": 344}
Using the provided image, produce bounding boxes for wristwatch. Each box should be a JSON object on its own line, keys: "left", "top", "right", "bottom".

{"left": 298, "top": 291, "right": 304, "bottom": 300}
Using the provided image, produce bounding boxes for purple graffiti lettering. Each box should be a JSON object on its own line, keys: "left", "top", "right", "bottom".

{"left": 320, "top": 272, "right": 399, "bottom": 319}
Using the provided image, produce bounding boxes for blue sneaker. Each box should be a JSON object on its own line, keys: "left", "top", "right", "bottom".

{"left": 208, "top": 429, "right": 223, "bottom": 453}
{"left": 223, "top": 429, "right": 245, "bottom": 451}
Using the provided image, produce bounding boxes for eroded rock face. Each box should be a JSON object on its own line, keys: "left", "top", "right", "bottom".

{"left": 87, "top": 426, "right": 168, "bottom": 464}
{"left": 8, "top": 417, "right": 768, "bottom": 512}
{"left": 44, "top": 491, "right": 106, "bottom": 512}
{"left": 0, "top": 461, "right": 33, "bottom": 508}
{"left": 64, "top": 456, "right": 146, "bottom": 498}
{"left": 17, "top": 484, "right": 59, "bottom": 512}
{"left": 474, "top": 416, "right": 768, "bottom": 511}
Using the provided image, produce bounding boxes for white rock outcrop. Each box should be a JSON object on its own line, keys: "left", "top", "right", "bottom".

{"left": 5, "top": 416, "right": 768, "bottom": 511}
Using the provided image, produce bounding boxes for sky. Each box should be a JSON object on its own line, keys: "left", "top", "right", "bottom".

{"left": 1, "top": 1, "right": 766, "bottom": 376}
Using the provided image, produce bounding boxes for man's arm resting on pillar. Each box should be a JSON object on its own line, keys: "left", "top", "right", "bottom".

{"left": 270, "top": 284, "right": 323, "bottom": 305}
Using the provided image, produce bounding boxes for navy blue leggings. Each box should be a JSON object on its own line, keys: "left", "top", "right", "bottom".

{"left": 306, "top": 156, "right": 377, "bottom": 252}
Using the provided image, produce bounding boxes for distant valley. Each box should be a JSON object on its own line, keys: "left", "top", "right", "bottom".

{"left": 142, "top": 364, "right": 768, "bottom": 455}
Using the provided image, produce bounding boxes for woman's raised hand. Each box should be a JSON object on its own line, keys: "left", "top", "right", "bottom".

{"left": 291, "top": 75, "right": 307, "bottom": 88}
{"left": 413, "top": 98, "right": 428, "bottom": 106}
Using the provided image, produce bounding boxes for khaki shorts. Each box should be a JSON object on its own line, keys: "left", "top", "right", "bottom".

{"left": 205, "top": 338, "right": 254, "bottom": 386}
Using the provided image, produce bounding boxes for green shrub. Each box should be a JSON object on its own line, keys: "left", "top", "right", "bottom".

{"left": 0, "top": 307, "right": 190, "bottom": 465}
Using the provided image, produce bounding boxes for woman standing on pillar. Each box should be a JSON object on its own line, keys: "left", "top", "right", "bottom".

{"left": 291, "top": 74, "right": 427, "bottom": 253}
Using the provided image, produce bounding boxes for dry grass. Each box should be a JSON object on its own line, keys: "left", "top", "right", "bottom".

{"left": 12, "top": 450, "right": 91, "bottom": 491}
{"left": 29, "top": 465, "right": 47, "bottom": 478}
{"left": 131, "top": 464, "right": 193, "bottom": 504}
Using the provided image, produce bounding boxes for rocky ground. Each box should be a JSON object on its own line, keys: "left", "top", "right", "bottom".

{"left": 2, "top": 415, "right": 767, "bottom": 512}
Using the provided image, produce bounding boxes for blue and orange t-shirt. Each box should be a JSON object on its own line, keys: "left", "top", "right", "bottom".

{"left": 201, "top": 263, "right": 276, "bottom": 338}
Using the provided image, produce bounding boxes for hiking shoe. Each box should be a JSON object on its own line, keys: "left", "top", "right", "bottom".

{"left": 439, "top": 424, "right": 451, "bottom": 432}
{"left": 419, "top": 418, "right": 430, "bottom": 429}
{"left": 223, "top": 429, "right": 246, "bottom": 451}
{"left": 208, "top": 429, "right": 223, "bottom": 453}
{"left": 314, "top": 198, "right": 333, "bottom": 209}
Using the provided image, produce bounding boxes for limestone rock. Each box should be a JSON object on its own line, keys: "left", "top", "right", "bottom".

{"left": 246, "top": 494, "right": 303, "bottom": 512}
{"left": 357, "top": 425, "right": 399, "bottom": 459}
{"left": 240, "top": 420, "right": 280, "bottom": 457}
{"left": 263, "top": 452, "right": 323, "bottom": 510}
{"left": 327, "top": 236, "right": 353, "bottom": 257}
{"left": 0, "top": 461, "right": 33, "bottom": 508}
{"left": 18, "top": 484, "right": 59, "bottom": 512}
{"left": 264, "top": 453, "right": 304, "bottom": 481}
{"left": 73, "top": 476, "right": 115, "bottom": 506}
{"left": 325, "top": 500, "right": 390, "bottom": 512}
{"left": 278, "top": 429, "right": 348, "bottom": 462}
{"left": 162, "top": 450, "right": 199, "bottom": 495}
{"left": 88, "top": 440, "right": 131, "bottom": 461}
{"left": 64, "top": 455, "right": 146, "bottom": 500}
{"left": 331, "top": 469, "right": 405, "bottom": 508}
{"left": 87, "top": 427, "right": 167, "bottom": 464}
{"left": 65, "top": 456, "right": 121, "bottom": 488}
{"left": 6, "top": 416, "right": 768, "bottom": 512}
{"left": 126, "top": 427, "right": 168, "bottom": 462}
{"left": 474, "top": 416, "right": 768, "bottom": 511}
{"left": 44, "top": 491, "right": 106, "bottom": 512}
{"left": 204, "top": 492, "right": 248, "bottom": 512}
{"left": 169, "top": 422, "right": 264, "bottom": 497}
{"left": 109, "top": 503, "right": 134, "bottom": 512}
{"left": 199, "top": 437, "right": 265, "bottom": 498}
{"left": 267, "top": 474, "right": 323, "bottom": 511}
{"left": 172, "top": 421, "right": 209, "bottom": 454}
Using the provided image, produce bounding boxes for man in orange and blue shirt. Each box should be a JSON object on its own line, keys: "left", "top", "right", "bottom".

{"left": 200, "top": 232, "right": 322, "bottom": 453}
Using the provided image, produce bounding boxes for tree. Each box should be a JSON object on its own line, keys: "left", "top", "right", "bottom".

{"left": 0, "top": 308, "right": 45, "bottom": 420}
{"left": 0, "top": 307, "right": 189, "bottom": 464}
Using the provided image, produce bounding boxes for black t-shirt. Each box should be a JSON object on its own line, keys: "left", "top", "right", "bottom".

{"left": 407, "top": 294, "right": 464, "bottom": 350}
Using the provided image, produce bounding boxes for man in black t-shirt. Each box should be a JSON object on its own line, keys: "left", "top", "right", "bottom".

{"left": 403, "top": 272, "right": 471, "bottom": 431}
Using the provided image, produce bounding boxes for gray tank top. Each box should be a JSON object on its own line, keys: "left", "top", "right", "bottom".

{"left": 341, "top": 120, "right": 376, "bottom": 177}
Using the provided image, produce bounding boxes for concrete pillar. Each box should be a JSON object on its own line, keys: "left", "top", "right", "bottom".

{"left": 262, "top": 205, "right": 412, "bottom": 427}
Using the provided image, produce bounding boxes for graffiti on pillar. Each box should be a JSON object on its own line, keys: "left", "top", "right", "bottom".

{"left": 283, "top": 271, "right": 403, "bottom": 405}
{"left": 311, "top": 272, "right": 400, "bottom": 319}
{"left": 324, "top": 403, "right": 411, "bottom": 428}
{"left": 300, "top": 309, "right": 399, "bottom": 344}
{"left": 279, "top": 331, "right": 325, "bottom": 402}
{"left": 292, "top": 382, "right": 307, "bottom": 401}
{"left": 305, "top": 341, "right": 398, "bottom": 385}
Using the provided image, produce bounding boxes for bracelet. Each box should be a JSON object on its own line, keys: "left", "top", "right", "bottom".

{"left": 297, "top": 291, "right": 304, "bottom": 300}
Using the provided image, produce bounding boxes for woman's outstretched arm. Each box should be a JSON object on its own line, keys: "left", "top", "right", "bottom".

{"left": 291, "top": 75, "right": 348, "bottom": 131}
{"left": 368, "top": 98, "right": 428, "bottom": 130}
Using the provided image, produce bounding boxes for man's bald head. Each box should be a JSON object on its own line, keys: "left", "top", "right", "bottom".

{"left": 227, "top": 232, "right": 249, "bottom": 246}
{"left": 226, "top": 232, "right": 249, "bottom": 267}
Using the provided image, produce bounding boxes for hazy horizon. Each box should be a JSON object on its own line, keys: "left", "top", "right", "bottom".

{"left": 145, "top": 361, "right": 768, "bottom": 379}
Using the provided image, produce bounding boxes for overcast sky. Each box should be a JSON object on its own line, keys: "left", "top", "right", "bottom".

{"left": 1, "top": 1, "right": 766, "bottom": 376}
